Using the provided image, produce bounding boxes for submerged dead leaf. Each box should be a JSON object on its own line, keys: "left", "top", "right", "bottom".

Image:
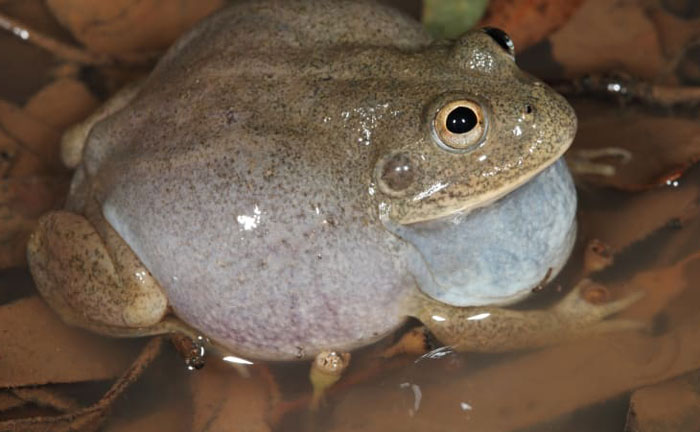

{"left": 644, "top": 2, "right": 700, "bottom": 85}
{"left": 0, "top": 392, "right": 25, "bottom": 412}
{"left": 577, "top": 161, "right": 700, "bottom": 254}
{"left": 102, "top": 343, "right": 191, "bottom": 432}
{"left": 0, "top": 78, "right": 98, "bottom": 269}
{"left": 0, "top": 0, "right": 73, "bottom": 41}
{"left": 569, "top": 100, "right": 700, "bottom": 190}
{"left": 24, "top": 78, "right": 99, "bottom": 131}
{"left": 611, "top": 252, "right": 700, "bottom": 321}
{"left": 0, "top": 296, "right": 140, "bottom": 387}
{"left": 11, "top": 387, "right": 82, "bottom": 413}
{"left": 0, "top": 99, "right": 62, "bottom": 169}
{"left": 550, "top": 0, "right": 665, "bottom": 79}
{"left": 331, "top": 317, "right": 700, "bottom": 432}
{"left": 104, "top": 408, "right": 189, "bottom": 432}
{"left": 0, "top": 129, "right": 46, "bottom": 178}
{"left": 626, "top": 371, "right": 700, "bottom": 432}
{"left": 0, "top": 176, "right": 68, "bottom": 269}
{"left": 0, "top": 337, "right": 163, "bottom": 432}
{"left": 46, "top": 0, "right": 224, "bottom": 56}
{"left": 190, "top": 360, "right": 270, "bottom": 432}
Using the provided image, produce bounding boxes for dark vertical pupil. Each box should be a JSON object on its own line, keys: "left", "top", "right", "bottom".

{"left": 446, "top": 107, "right": 477, "bottom": 134}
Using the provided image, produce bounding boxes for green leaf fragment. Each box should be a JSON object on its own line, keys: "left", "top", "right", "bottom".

{"left": 422, "top": 0, "right": 490, "bottom": 39}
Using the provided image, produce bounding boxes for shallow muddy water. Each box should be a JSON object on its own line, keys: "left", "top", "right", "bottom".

{"left": 2, "top": 0, "right": 700, "bottom": 431}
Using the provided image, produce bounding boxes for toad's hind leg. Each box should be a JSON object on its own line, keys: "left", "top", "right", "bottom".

{"left": 410, "top": 279, "right": 645, "bottom": 353}
{"left": 27, "top": 208, "right": 178, "bottom": 337}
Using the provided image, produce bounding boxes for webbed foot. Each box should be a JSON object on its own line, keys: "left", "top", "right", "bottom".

{"left": 566, "top": 147, "right": 632, "bottom": 177}
{"left": 381, "top": 327, "right": 432, "bottom": 358}
{"left": 411, "top": 279, "right": 645, "bottom": 352}
{"left": 309, "top": 351, "right": 350, "bottom": 411}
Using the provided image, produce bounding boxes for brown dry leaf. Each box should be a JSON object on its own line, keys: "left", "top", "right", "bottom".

{"left": 0, "top": 129, "right": 47, "bottom": 178}
{"left": 569, "top": 100, "right": 700, "bottom": 190}
{"left": 644, "top": 2, "right": 700, "bottom": 83}
{"left": 101, "top": 339, "right": 192, "bottom": 431}
{"left": 550, "top": 0, "right": 665, "bottom": 79}
{"left": 0, "top": 99, "right": 62, "bottom": 168}
{"left": 46, "top": 0, "right": 224, "bottom": 56}
{"left": 0, "top": 79, "right": 97, "bottom": 180}
{"left": 577, "top": 165, "right": 700, "bottom": 254}
{"left": 24, "top": 78, "right": 99, "bottom": 131}
{"left": 190, "top": 360, "right": 270, "bottom": 432}
{"left": 0, "top": 0, "right": 73, "bottom": 41}
{"left": 626, "top": 371, "right": 700, "bottom": 431}
{"left": 0, "top": 176, "right": 68, "bottom": 269}
{"left": 104, "top": 408, "right": 189, "bottom": 432}
{"left": 0, "top": 8, "right": 62, "bottom": 104}
{"left": 331, "top": 317, "right": 700, "bottom": 432}
{"left": 613, "top": 251, "right": 700, "bottom": 321}
{"left": 0, "top": 337, "right": 163, "bottom": 432}
{"left": 0, "top": 392, "right": 25, "bottom": 412}
{"left": 103, "top": 366, "right": 191, "bottom": 432}
{"left": 0, "top": 296, "right": 141, "bottom": 387}
{"left": 479, "top": 0, "right": 586, "bottom": 53}
{"left": 579, "top": 186, "right": 698, "bottom": 257}
{"left": 11, "top": 387, "right": 81, "bottom": 413}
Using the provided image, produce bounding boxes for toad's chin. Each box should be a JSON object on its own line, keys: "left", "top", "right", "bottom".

{"left": 387, "top": 158, "right": 577, "bottom": 307}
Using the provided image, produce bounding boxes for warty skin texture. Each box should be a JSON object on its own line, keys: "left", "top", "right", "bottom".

{"left": 29, "top": 0, "right": 578, "bottom": 360}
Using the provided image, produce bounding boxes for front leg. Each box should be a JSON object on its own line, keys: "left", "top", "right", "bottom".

{"left": 409, "top": 280, "right": 644, "bottom": 352}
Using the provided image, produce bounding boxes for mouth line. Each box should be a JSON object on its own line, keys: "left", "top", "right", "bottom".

{"left": 390, "top": 157, "right": 578, "bottom": 308}
{"left": 399, "top": 134, "right": 575, "bottom": 225}
{"left": 457, "top": 152, "right": 565, "bottom": 214}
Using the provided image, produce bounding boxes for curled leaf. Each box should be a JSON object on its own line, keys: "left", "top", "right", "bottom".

{"left": 479, "top": 0, "right": 585, "bottom": 53}
{"left": 0, "top": 296, "right": 140, "bottom": 388}
{"left": 46, "top": 0, "right": 224, "bottom": 56}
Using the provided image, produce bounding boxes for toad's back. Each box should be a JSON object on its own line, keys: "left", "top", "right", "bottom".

{"left": 76, "top": 0, "right": 432, "bottom": 360}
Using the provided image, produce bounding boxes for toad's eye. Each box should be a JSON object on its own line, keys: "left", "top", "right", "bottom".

{"left": 482, "top": 27, "right": 515, "bottom": 59}
{"left": 433, "top": 100, "right": 486, "bottom": 151}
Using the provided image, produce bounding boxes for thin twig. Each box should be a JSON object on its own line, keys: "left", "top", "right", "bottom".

{"left": 554, "top": 73, "right": 700, "bottom": 107}
{"left": 0, "top": 11, "right": 112, "bottom": 65}
{"left": 0, "top": 337, "right": 163, "bottom": 432}
{"left": 11, "top": 387, "right": 82, "bottom": 413}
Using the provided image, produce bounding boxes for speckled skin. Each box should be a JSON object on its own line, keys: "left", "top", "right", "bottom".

{"left": 27, "top": 0, "right": 584, "bottom": 361}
